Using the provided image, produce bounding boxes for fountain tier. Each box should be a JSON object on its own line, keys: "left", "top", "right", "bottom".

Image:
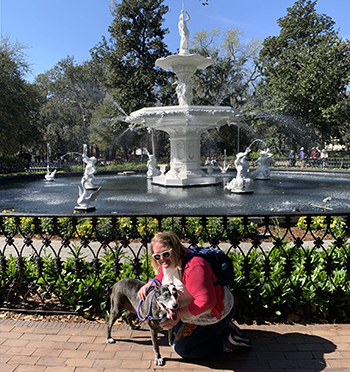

{"left": 127, "top": 10, "right": 243, "bottom": 187}
{"left": 128, "top": 105, "right": 242, "bottom": 186}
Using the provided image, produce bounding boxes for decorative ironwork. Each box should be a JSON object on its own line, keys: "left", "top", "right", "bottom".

{"left": 0, "top": 211, "right": 349, "bottom": 321}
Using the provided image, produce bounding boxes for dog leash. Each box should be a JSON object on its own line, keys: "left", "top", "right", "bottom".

{"left": 137, "top": 279, "right": 166, "bottom": 321}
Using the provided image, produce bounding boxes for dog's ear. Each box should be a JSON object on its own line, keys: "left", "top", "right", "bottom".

{"left": 153, "top": 286, "right": 161, "bottom": 295}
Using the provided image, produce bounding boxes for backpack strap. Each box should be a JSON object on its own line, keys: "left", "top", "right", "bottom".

{"left": 181, "top": 251, "right": 196, "bottom": 275}
{"left": 181, "top": 250, "right": 220, "bottom": 286}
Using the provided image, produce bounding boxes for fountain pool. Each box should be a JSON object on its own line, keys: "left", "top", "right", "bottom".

{"left": 1, "top": 171, "right": 350, "bottom": 215}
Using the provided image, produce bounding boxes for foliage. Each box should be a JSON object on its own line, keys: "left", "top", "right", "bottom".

{"left": 250, "top": 0, "right": 350, "bottom": 150}
{"left": 191, "top": 28, "right": 261, "bottom": 109}
{"left": 34, "top": 57, "right": 107, "bottom": 157}
{"left": 0, "top": 37, "right": 41, "bottom": 156}
{"left": 297, "top": 215, "right": 347, "bottom": 237}
{"left": 0, "top": 247, "right": 154, "bottom": 320}
{"left": 0, "top": 215, "right": 258, "bottom": 242}
{"left": 91, "top": 0, "right": 171, "bottom": 114}
{"left": 190, "top": 28, "right": 262, "bottom": 154}
{"left": 230, "top": 241, "right": 350, "bottom": 321}
{"left": 1, "top": 235, "right": 350, "bottom": 321}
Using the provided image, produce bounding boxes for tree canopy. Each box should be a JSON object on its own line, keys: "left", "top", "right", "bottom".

{"left": 90, "top": 0, "right": 171, "bottom": 115}
{"left": 0, "top": 38, "right": 41, "bottom": 156}
{"left": 190, "top": 28, "right": 261, "bottom": 153}
{"left": 35, "top": 57, "right": 107, "bottom": 156}
{"left": 251, "top": 0, "right": 350, "bottom": 149}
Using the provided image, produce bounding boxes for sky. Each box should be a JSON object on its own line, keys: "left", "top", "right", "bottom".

{"left": 1, "top": 0, "right": 350, "bottom": 82}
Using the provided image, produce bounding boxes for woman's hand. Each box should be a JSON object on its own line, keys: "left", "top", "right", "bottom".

{"left": 160, "top": 316, "right": 179, "bottom": 330}
{"left": 160, "top": 306, "right": 190, "bottom": 330}
{"left": 137, "top": 283, "right": 151, "bottom": 301}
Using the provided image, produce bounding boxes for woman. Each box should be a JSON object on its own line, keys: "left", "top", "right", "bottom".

{"left": 138, "top": 231, "right": 251, "bottom": 359}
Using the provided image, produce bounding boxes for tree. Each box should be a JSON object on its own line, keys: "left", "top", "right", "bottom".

{"left": 190, "top": 28, "right": 261, "bottom": 154}
{"left": 191, "top": 28, "right": 261, "bottom": 108}
{"left": 90, "top": 0, "right": 171, "bottom": 115}
{"left": 35, "top": 57, "right": 107, "bottom": 157}
{"left": 251, "top": 0, "right": 350, "bottom": 150}
{"left": 88, "top": 95, "right": 145, "bottom": 160}
{"left": 0, "top": 37, "right": 41, "bottom": 156}
{"left": 89, "top": 0, "right": 173, "bottom": 159}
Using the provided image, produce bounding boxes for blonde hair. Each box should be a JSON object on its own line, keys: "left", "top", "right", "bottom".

{"left": 150, "top": 231, "right": 187, "bottom": 274}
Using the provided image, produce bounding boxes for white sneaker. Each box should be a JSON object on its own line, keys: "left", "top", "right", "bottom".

{"left": 226, "top": 331, "right": 252, "bottom": 348}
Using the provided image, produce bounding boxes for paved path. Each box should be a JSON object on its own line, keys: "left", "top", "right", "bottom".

{"left": 1, "top": 319, "right": 350, "bottom": 371}
{"left": 1, "top": 237, "right": 338, "bottom": 261}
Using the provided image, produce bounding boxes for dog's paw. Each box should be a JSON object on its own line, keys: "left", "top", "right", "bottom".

{"left": 155, "top": 357, "right": 165, "bottom": 366}
{"left": 106, "top": 337, "right": 116, "bottom": 344}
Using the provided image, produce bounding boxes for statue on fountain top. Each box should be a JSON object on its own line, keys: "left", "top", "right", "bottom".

{"left": 178, "top": 9, "right": 190, "bottom": 55}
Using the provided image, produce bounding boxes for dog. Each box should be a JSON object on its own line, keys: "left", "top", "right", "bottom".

{"left": 106, "top": 278, "right": 179, "bottom": 366}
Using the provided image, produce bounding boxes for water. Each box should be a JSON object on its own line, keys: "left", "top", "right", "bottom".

{"left": 1, "top": 171, "right": 350, "bottom": 215}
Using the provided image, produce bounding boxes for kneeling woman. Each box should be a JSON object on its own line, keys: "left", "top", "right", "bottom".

{"left": 137, "top": 231, "right": 251, "bottom": 359}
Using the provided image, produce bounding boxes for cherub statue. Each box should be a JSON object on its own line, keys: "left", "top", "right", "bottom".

{"left": 225, "top": 148, "right": 254, "bottom": 193}
{"left": 147, "top": 154, "right": 161, "bottom": 178}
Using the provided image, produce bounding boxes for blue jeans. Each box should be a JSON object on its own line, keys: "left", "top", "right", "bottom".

{"left": 172, "top": 305, "right": 236, "bottom": 359}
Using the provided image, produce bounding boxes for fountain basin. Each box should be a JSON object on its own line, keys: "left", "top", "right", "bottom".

{"left": 155, "top": 53, "right": 214, "bottom": 73}
{"left": 128, "top": 105, "right": 242, "bottom": 186}
{"left": 1, "top": 171, "right": 350, "bottom": 214}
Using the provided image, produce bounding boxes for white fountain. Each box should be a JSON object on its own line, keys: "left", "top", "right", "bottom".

{"left": 127, "top": 9, "right": 243, "bottom": 187}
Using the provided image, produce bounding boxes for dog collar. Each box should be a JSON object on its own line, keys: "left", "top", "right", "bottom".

{"left": 137, "top": 279, "right": 166, "bottom": 322}
{"left": 137, "top": 291, "right": 167, "bottom": 321}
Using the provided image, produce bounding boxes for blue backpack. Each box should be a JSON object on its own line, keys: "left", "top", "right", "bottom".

{"left": 181, "top": 247, "right": 235, "bottom": 286}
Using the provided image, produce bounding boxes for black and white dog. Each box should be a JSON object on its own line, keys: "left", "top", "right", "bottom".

{"left": 106, "top": 278, "right": 179, "bottom": 366}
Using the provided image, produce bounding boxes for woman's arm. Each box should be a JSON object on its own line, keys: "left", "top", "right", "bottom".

{"left": 137, "top": 270, "right": 164, "bottom": 300}
{"left": 183, "top": 257, "right": 217, "bottom": 316}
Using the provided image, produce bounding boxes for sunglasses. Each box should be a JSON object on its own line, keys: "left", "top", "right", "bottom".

{"left": 152, "top": 249, "right": 172, "bottom": 261}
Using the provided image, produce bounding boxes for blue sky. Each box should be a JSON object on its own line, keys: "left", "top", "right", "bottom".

{"left": 1, "top": 0, "right": 350, "bottom": 82}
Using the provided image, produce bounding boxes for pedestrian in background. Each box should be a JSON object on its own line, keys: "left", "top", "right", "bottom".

{"left": 299, "top": 147, "right": 307, "bottom": 168}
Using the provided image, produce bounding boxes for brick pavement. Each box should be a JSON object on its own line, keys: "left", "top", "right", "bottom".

{"left": 1, "top": 319, "right": 350, "bottom": 372}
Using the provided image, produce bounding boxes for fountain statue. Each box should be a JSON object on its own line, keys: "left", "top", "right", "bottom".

{"left": 45, "top": 166, "right": 57, "bottom": 182}
{"left": 147, "top": 154, "right": 161, "bottom": 178}
{"left": 75, "top": 144, "right": 102, "bottom": 212}
{"left": 44, "top": 143, "right": 56, "bottom": 181}
{"left": 225, "top": 148, "right": 254, "bottom": 193}
{"left": 127, "top": 9, "right": 243, "bottom": 187}
{"left": 252, "top": 149, "right": 273, "bottom": 180}
{"left": 218, "top": 149, "right": 231, "bottom": 173}
{"left": 178, "top": 9, "right": 190, "bottom": 55}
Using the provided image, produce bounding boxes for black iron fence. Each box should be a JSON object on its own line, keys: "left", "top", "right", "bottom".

{"left": 2, "top": 156, "right": 350, "bottom": 175}
{"left": 23, "top": 157, "right": 350, "bottom": 171}
{"left": 1, "top": 212, "right": 350, "bottom": 322}
{"left": 251, "top": 157, "right": 350, "bottom": 169}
